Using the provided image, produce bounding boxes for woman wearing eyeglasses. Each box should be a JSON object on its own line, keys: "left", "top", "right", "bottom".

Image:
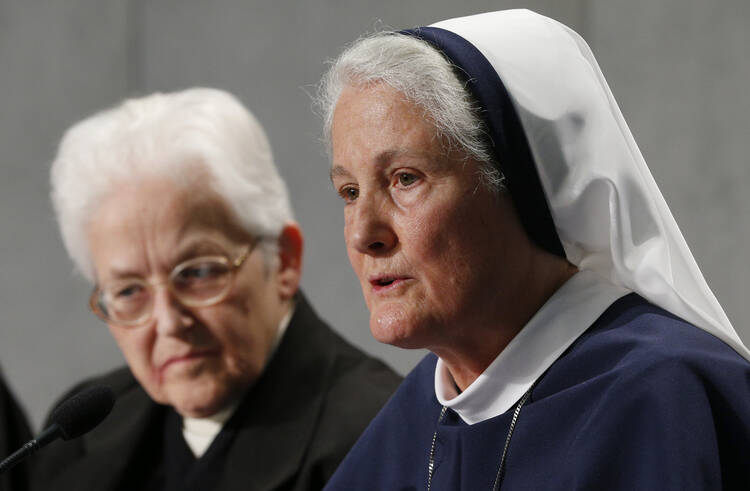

{"left": 30, "top": 88, "right": 401, "bottom": 491}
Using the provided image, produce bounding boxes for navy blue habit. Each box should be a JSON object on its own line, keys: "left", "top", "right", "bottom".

{"left": 324, "top": 13, "right": 750, "bottom": 490}
{"left": 325, "top": 294, "right": 750, "bottom": 490}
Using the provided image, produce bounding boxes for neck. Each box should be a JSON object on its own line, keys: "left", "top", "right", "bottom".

{"left": 435, "top": 257, "right": 577, "bottom": 391}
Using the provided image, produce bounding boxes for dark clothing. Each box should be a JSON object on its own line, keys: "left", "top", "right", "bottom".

{"left": 325, "top": 294, "right": 750, "bottom": 490}
{"left": 0, "top": 370, "right": 32, "bottom": 491}
{"left": 31, "top": 294, "right": 401, "bottom": 491}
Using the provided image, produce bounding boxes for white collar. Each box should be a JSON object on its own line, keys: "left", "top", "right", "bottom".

{"left": 183, "top": 402, "right": 237, "bottom": 457}
{"left": 434, "top": 270, "right": 629, "bottom": 425}
{"left": 181, "top": 302, "right": 296, "bottom": 456}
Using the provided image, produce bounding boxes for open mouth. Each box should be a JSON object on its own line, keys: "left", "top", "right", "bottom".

{"left": 370, "top": 275, "right": 409, "bottom": 292}
{"left": 375, "top": 277, "right": 396, "bottom": 287}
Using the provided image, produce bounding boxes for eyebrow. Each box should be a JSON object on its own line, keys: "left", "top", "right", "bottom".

{"left": 103, "top": 265, "right": 145, "bottom": 281}
{"left": 174, "top": 239, "right": 228, "bottom": 262}
{"left": 329, "top": 165, "right": 352, "bottom": 183}
{"left": 329, "top": 149, "right": 436, "bottom": 183}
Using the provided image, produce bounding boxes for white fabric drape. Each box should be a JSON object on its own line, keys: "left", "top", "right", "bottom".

{"left": 432, "top": 9, "right": 750, "bottom": 360}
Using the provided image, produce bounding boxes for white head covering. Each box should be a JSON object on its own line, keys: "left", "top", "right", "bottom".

{"left": 408, "top": 9, "right": 749, "bottom": 360}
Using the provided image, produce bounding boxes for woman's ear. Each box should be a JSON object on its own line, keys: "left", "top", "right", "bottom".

{"left": 275, "top": 223, "right": 304, "bottom": 300}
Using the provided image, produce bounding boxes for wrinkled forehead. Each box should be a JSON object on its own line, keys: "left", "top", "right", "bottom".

{"left": 88, "top": 175, "right": 249, "bottom": 250}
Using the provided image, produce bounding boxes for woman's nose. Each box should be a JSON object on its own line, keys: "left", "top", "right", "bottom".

{"left": 346, "top": 193, "right": 397, "bottom": 255}
{"left": 152, "top": 286, "right": 195, "bottom": 336}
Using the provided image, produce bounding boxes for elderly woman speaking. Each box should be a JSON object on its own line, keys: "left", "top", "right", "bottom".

{"left": 320, "top": 9, "right": 750, "bottom": 490}
{"left": 32, "top": 88, "right": 400, "bottom": 491}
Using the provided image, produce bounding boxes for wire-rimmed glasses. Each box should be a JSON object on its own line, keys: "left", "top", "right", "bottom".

{"left": 89, "top": 243, "right": 256, "bottom": 327}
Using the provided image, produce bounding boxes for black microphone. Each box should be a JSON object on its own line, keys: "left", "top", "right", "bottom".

{"left": 0, "top": 385, "right": 115, "bottom": 474}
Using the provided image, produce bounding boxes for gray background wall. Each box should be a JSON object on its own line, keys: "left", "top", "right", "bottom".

{"left": 1, "top": 0, "right": 748, "bottom": 429}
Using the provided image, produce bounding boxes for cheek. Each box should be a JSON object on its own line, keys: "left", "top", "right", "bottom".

{"left": 400, "top": 204, "right": 453, "bottom": 261}
{"left": 346, "top": 244, "right": 365, "bottom": 276}
{"left": 402, "top": 203, "right": 484, "bottom": 301}
{"left": 207, "top": 294, "right": 270, "bottom": 373}
{"left": 109, "top": 326, "right": 165, "bottom": 397}
{"left": 109, "top": 326, "right": 152, "bottom": 368}
{"left": 343, "top": 223, "right": 366, "bottom": 275}
{"left": 343, "top": 213, "right": 355, "bottom": 250}
{"left": 200, "top": 304, "right": 250, "bottom": 353}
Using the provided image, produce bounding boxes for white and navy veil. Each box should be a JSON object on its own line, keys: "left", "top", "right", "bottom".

{"left": 402, "top": 9, "right": 750, "bottom": 361}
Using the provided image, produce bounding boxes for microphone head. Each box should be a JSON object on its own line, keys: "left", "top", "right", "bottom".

{"left": 48, "top": 385, "right": 115, "bottom": 440}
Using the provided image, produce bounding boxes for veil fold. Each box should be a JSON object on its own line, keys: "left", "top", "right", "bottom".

{"left": 405, "top": 9, "right": 749, "bottom": 360}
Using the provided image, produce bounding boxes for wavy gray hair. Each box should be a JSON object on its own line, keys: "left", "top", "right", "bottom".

{"left": 317, "top": 32, "right": 504, "bottom": 191}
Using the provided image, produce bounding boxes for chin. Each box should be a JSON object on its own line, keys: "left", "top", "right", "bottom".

{"left": 369, "top": 309, "right": 427, "bottom": 349}
{"left": 172, "top": 394, "right": 228, "bottom": 418}
{"left": 166, "top": 380, "right": 233, "bottom": 418}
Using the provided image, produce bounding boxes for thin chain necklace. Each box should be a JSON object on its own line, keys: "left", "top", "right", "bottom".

{"left": 426, "top": 383, "right": 536, "bottom": 491}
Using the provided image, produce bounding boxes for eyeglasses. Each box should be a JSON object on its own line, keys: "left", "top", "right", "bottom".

{"left": 89, "top": 243, "right": 255, "bottom": 327}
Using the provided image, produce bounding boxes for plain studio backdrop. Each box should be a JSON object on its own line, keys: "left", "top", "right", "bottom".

{"left": 0, "top": 0, "right": 748, "bottom": 429}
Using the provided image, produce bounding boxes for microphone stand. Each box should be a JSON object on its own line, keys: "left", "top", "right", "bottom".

{"left": 0, "top": 423, "right": 61, "bottom": 474}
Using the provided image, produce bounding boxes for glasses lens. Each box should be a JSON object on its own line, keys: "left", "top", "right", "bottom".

{"left": 100, "top": 281, "right": 151, "bottom": 323}
{"left": 171, "top": 258, "right": 232, "bottom": 304}
{"left": 92, "top": 254, "right": 242, "bottom": 325}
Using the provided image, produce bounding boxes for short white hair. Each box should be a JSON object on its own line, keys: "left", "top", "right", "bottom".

{"left": 317, "top": 32, "right": 504, "bottom": 190}
{"left": 51, "top": 87, "right": 294, "bottom": 281}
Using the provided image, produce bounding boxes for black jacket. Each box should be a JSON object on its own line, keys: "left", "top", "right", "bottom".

{"left": 0, "top": 369, "right": 32, "bottom": 491}
{"left": 30, "top": 294, "right": 401, "bottom": 490}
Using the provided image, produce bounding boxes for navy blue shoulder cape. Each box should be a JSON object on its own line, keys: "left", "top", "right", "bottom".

{"left": 324, "top": 294, "right": 750, "bottom": 490}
